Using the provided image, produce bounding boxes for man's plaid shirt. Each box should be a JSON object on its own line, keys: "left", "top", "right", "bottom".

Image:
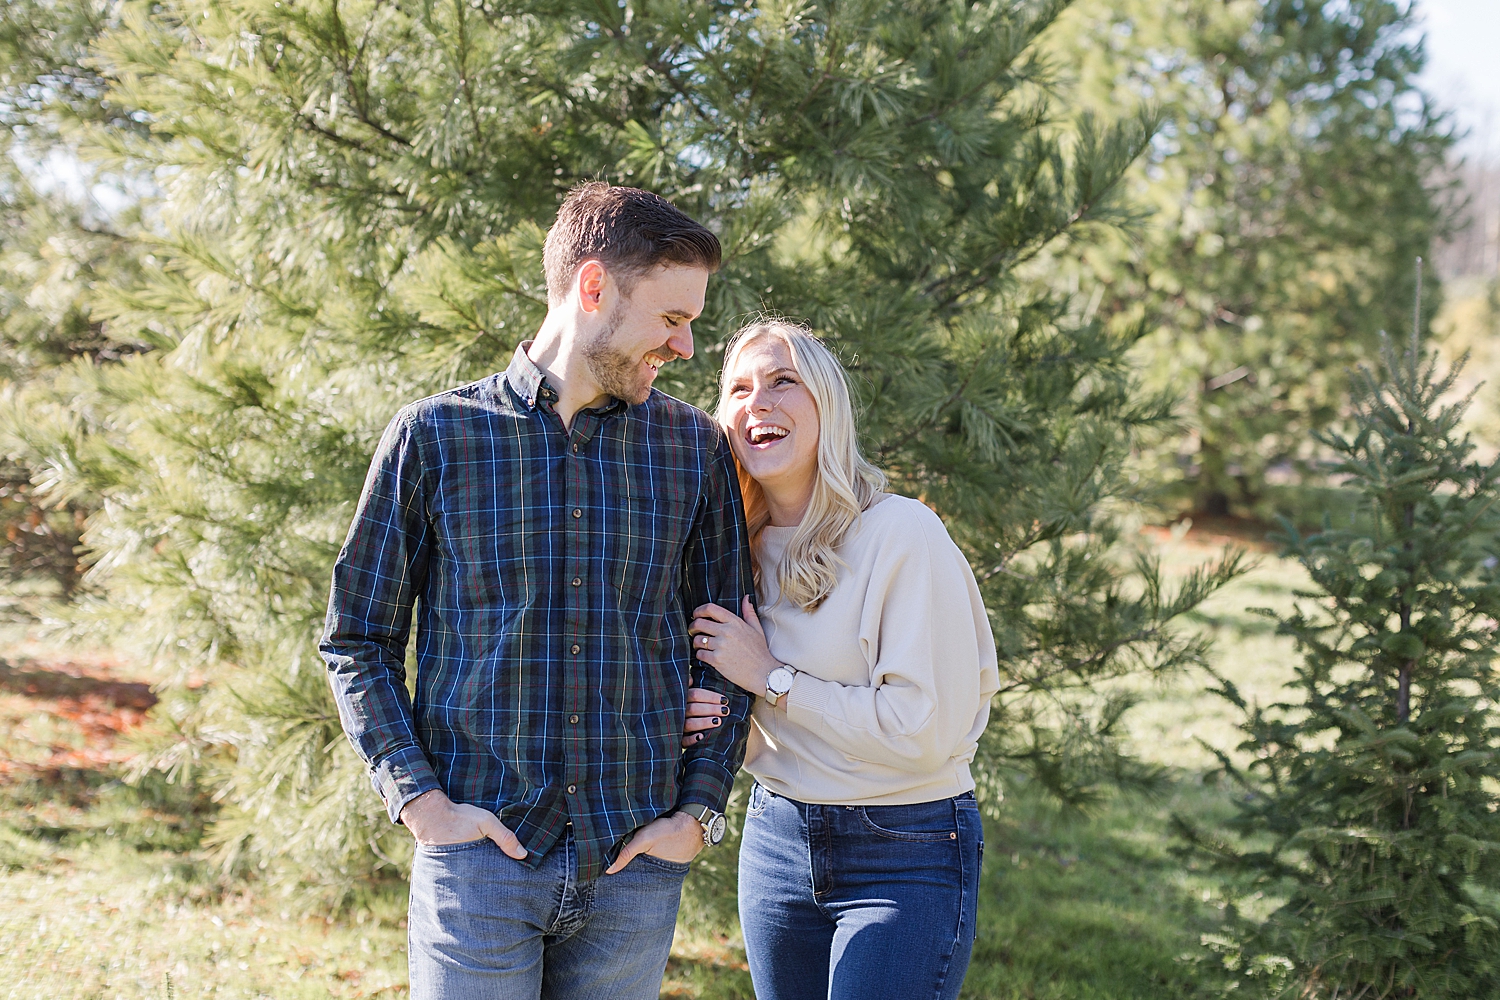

{"left": 320, "top": 344, "right": 755, "bottom": 880}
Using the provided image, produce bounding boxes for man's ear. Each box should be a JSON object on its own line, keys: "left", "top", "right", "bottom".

{"left": 576, "top": 260, "right": 606, "bottom": 315}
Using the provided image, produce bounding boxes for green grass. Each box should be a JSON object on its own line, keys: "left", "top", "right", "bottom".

{"left": 0, "top": 543, "right": 1307, "bottom": 999}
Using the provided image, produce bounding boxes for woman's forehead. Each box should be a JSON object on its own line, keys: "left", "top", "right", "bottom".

{"left": 730, "top": 335, "right": 796, "bottom": 373}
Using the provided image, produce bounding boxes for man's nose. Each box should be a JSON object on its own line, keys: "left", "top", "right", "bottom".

{"left": 669, "top": 325, "right": 694, "bottom": 361}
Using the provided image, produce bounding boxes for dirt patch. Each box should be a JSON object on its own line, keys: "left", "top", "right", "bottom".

{"left": 1140, "top": 513, "right": 1282, "bottom": 553}
{"left": 0, "top": 657, "right": 156, "bottom": 782}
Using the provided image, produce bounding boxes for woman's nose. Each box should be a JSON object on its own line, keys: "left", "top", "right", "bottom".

{"left": 747, "top": 385, "right": 776, "bottom": 413}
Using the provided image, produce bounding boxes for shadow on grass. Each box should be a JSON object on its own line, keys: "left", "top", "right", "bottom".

{"left": 966, "top": 782, "right": 1238, "bottom": 1000}
{"left": 1182, "top": 609, "right": 1281, "bottom": 636}
{"left": 0, "top": 658, "right": 157, "bottom": 709}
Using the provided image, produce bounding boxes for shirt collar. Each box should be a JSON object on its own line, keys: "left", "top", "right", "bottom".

{"left": 505, "top": 342, "right": 551, "bottom": 410}
{"left": 504, "top": 341, "right": 628, "bottom": 417}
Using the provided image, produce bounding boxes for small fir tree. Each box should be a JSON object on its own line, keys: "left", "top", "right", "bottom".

{"left": 1179, "top": 265, "right": 1500, "bottom": 997}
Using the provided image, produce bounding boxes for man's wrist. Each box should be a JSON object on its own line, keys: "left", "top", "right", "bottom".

{"left": 678, "top": 803, "right": 727, "bottom": 847}
{"left": 399, "top": 788, "right": 448, "bottom": 828}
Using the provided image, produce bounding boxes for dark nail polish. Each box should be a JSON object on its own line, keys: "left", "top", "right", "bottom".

{"left": 720, "top": 706, "right": 730, "bottom": 716}
{"left": 712, "top": 718, "right": 721, "bottom": 726}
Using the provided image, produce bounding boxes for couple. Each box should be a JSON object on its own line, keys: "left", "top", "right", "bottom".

{"left": 321, "top": 183, "right": 999, "bottom": 1000}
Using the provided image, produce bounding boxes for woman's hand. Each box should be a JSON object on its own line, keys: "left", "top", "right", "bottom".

{"left": 689, "top": 596, "right": 781, "bottom": 699}
{"left": 682, "top": 687, "right": 731, "bottom": 748}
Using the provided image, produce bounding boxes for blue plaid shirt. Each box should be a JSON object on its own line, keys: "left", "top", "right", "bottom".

{"left": 320, "top": 344, "right": 754, "bottom": 879}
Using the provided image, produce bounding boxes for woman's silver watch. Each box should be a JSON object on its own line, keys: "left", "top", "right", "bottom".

{"left": 765, "top": 663, "right": 798, "bottom": 706}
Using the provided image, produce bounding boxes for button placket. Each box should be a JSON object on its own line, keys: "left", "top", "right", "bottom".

{"left": 561, "top": 419, "right": 591, "bottom": 825}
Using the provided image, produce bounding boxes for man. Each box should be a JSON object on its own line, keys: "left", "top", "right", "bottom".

{"left": 320, "top": 182, "right": 753, "bottom": 999}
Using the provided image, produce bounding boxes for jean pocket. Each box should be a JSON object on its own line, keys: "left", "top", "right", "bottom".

{"left": 635, "top": 853, "right": 691, "bottom": 875}
{"left": 858, "top": 799, "right": 959, "bottom": 842}
{"left": 746, "top": 781, "right": 769, "bottom": 819}
{"left": 415, "top": 836, "right": 490, "bottom": 855}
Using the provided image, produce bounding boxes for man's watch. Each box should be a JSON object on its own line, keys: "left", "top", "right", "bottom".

{"left": 765, "top": 663, "right": 798, "bottom": 706}
{"left": 680, "top": 803, "right": 726, "bottom": 847}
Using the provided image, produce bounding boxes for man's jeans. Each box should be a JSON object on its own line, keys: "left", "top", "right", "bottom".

{"left": 738, "top": 782, "right": 983, "bottom": 1000}
{"left": 408, "top": 829, "right": 688, "bottom": 1000}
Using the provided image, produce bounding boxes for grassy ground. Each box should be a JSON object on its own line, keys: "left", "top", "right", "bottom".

{"left": 0, "top": 530, "right": 1304, "bottom": 999}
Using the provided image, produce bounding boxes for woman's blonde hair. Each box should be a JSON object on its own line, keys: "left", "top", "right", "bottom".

{"left": 716, "top": 319, "right": 886, "bottom": 612}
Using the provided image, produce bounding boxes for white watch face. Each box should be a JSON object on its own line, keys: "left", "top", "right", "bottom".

{"left": 768, "top": 666, "right": 794, "bottom": 695}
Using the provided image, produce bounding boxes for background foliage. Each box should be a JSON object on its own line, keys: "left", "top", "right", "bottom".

{"left": 2, "top": 2, "right": 1487, "bottom": 993}
{"left": 1048, "top": 0, "right": 1455, "bottom": 518}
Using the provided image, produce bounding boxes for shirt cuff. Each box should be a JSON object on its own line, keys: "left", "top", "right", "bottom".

{"left": 371, "top": 744, "right": 441, "bottom": 825}
{"left": 676, "top": 758, "right": 736, "bottom": 815}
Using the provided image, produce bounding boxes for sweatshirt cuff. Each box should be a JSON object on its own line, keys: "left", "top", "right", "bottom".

{"left": 783, "top": 673, "right": 836, "bottom": 731}
{"left": 371, "top": 744, "right": 441, "bottom": 824}
{"left": 676, "top": 758, "right": 736, "bottom": 814}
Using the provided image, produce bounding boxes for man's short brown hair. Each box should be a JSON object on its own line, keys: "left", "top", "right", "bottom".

{"left": 543, "top": 182, "right": 722, "bottom": 303}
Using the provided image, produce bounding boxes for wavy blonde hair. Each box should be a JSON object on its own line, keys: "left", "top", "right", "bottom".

{"left": 717, "top": 319, "right": 886, "bottom": 612}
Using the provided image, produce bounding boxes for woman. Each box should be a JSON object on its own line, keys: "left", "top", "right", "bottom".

{"left": 684, "top": 319, "right": 1000, "bottom": 1000}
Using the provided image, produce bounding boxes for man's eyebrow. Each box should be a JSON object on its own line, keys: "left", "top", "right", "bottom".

{"left": 662, "top": 309, "right": 696, "bottom": 320}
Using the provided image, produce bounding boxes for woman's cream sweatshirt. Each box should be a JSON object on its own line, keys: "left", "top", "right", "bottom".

{"left": 743, "top": 493, "right": 1000, "bottom": 805}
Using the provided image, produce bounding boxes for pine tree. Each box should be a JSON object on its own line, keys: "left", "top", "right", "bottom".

{"left": 0, "top": 0, "right": 146, "bottom": 602}
{"left": 1047, "top": 0, "right": 1455, "bottom": 517}
{"left": 1178, "top": 266, "right": 1500, "bottom": 997}
{"left": 5, "top": 0, "right": 1239, "bottom": 895}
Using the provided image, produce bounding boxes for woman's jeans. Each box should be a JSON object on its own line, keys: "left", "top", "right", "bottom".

{"left": 738, "top": 782, "right": 984, "bottom": 1000}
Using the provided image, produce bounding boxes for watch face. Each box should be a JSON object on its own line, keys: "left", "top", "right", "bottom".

{"left": 706, "top": 813, "right": 727, "bottom": 845}
{"left": 768, "top": 666, "right": 793, "bottom": 695}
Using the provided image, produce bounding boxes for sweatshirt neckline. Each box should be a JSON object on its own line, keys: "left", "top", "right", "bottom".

{"left": 760, "top": 493, "right": 896, "bottom": 538}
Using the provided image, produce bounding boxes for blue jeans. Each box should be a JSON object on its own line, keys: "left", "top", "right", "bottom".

{"left": 738, "top": 782, "right": 983, "bottom": 1000}
{"left": 407, "top": 829, "right": 688, "bottom": 1000}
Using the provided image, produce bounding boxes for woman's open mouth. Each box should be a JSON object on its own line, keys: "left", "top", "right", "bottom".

{"left": 746, "top": 424, "right": 789, "bottom": 448}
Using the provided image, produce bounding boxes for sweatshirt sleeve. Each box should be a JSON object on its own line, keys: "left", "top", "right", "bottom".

{"left": 781, "top": 506, "right": 999, "bottom": 772}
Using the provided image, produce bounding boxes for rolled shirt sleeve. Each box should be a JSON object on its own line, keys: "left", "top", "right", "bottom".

{"left": 320, "top": 411, "right": 440, "bottom": 823}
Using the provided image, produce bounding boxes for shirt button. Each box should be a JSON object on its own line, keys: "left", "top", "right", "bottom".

{"left": 571, "top": 577, "right": 581, "bottom": 587}
{"left": 567, "top": 784, "right": 577, "bottom": 795}
{"left": 569, "top": 714, "right": 579, "bottom": 724}
{"left": 571, "top": 443, "right": 579, "bottom": 454}
{"left": 571, "top": 507, "right": 582, "bottom": 519}
{"left": 570, "top": 644, "right": 580, "bottom": 655}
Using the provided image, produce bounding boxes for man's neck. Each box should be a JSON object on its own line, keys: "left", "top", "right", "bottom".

{"left": 526, "top": 320, "right": 610, "bottom": 430}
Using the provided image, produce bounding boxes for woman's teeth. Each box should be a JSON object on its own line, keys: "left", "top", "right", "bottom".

{"left": 748, "top": 426, "right": 789, "bottom": 444}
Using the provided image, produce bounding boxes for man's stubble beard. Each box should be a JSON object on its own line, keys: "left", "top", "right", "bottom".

{"left": 582, "top": 298, "right": 656, "bottom": 406}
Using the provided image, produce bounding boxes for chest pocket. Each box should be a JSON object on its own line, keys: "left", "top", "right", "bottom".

{"left": 609, "top": 492, "right": 698, "bottom": 616}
